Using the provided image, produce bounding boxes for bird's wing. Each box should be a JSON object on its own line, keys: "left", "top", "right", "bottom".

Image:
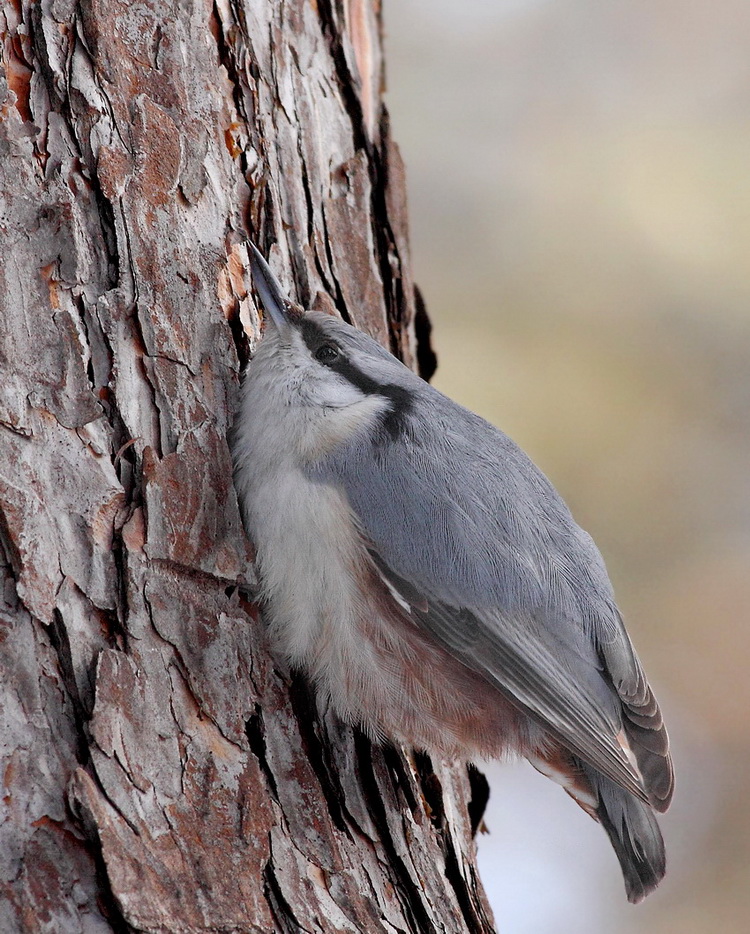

{"left": 312, "top": 395, "right": 672, "bottom": 807}
{"left": 369, "top": 551, "right": 650, "bottom": 803}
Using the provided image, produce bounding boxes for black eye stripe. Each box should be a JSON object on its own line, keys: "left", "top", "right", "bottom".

{"left": 299, "top": 317, "right": 412, "bottom": 437}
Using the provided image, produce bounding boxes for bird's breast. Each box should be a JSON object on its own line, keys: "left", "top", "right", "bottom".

{"left": 247, "top": 469, "right": 368, "bottom": 663}
{"left": 243, "top": 468, "right": 543, "bottom": 759}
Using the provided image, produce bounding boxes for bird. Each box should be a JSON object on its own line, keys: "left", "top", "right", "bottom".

{"left": 231, "top": 243, "right": 674, "bottom": 903}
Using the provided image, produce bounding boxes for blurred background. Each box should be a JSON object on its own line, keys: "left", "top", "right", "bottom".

{"left": 384, "top": 1, "right": 750, "bottom": 931}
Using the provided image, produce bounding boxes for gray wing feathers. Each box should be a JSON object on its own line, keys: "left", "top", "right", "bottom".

{"left": 421, "top": 598, "right": 649, "bottom": 801}
{"left": 313, "top": 386, "right": 673, "bottom": 806}
{"left": 598, "top": 621, "right": 673, "bottom": 809}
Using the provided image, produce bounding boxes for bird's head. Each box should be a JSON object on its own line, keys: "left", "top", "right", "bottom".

{"left": 247, "top": 245, "right": 417, "bottom": 435}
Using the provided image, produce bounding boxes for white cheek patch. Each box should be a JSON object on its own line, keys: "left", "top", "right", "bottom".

{"left": 256, "top": 327, "right": 392, "bottom": 461}
{"left": 316, "top": 373, "right": 369, "bottom": 409}
{"left": 300, "top": 394, "right": 391, "bottom": 461}
{"left": 286, "top": 331, "right": 364, "bottom": 408}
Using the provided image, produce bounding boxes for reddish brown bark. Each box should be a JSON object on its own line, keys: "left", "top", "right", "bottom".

{"left": 0, "top": 1, "right": 493, "bottom": 931}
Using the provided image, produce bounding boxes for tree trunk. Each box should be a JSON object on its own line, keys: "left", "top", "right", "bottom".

{"left": 0, "top": 1, "right": 494, "bottom": 931}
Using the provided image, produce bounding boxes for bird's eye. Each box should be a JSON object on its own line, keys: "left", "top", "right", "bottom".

{"left": 315, "top": 343, "right": 340, "bottom": 364}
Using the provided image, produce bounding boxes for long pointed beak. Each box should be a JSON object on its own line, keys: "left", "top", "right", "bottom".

{"left": 248, "top": 243, "right": 303, "bottom": 331}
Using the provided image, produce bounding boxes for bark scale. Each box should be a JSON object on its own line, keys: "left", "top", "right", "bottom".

{"left": 0, "top": 1, "right": 494, "bottom": 931}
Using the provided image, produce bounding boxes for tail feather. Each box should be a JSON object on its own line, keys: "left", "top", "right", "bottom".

{"left": 580, "top": 761, "right": 666, "bottom": 903}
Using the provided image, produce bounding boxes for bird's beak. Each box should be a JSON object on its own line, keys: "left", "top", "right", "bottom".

{"left": 248, "top": 242, "right": 303, "bottom": 332}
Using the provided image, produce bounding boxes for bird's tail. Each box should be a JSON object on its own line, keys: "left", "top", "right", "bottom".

{"left": 579, "top": 760, "right": 666, "bottom": 903}
{"left": 531, "top": 747, "right": 667, "bottom": 902}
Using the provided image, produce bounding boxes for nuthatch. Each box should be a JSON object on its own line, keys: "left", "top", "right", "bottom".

{"left": 231, "top": 244, "right": 674, "bottom": 902}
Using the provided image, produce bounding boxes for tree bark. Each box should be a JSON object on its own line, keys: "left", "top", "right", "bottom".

{"left": 0, "top": 1, "right": 493, "bottom": 931}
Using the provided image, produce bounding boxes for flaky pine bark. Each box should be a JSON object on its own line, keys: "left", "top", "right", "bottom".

{"left": 0, "top": 2, "right": 494, "bottom": 931}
